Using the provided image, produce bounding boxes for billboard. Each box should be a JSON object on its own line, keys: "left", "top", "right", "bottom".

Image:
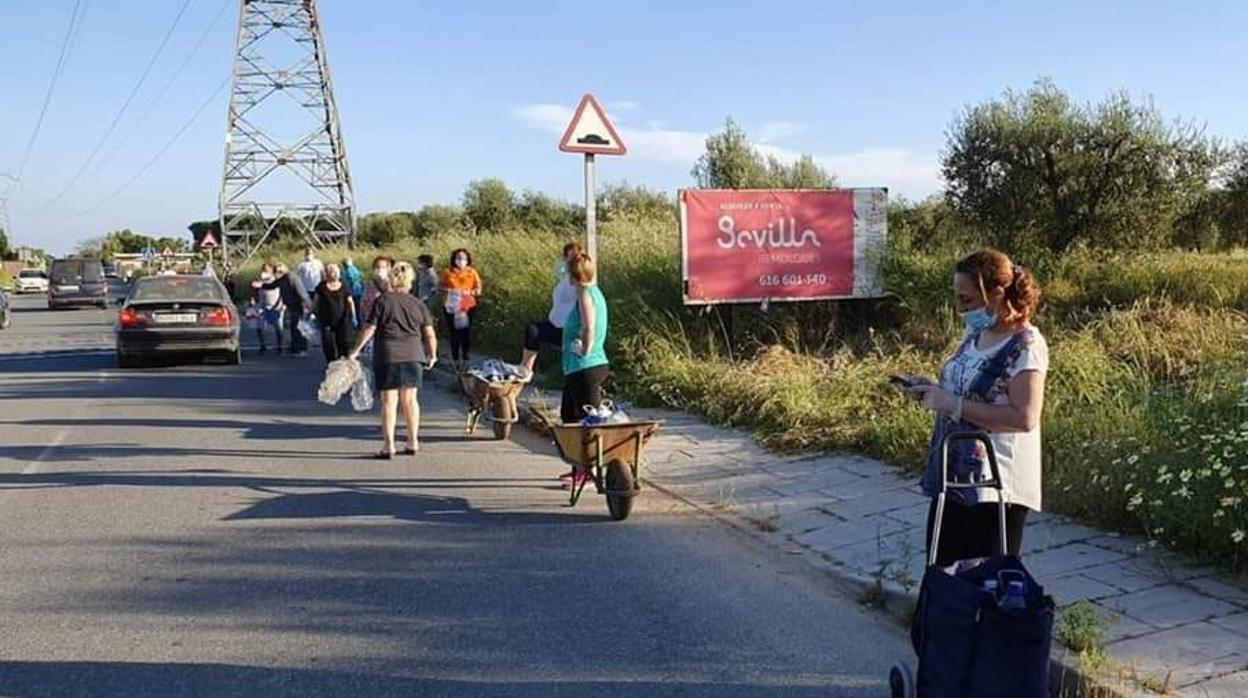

{"left": 679, "top": 188, "right": 887, "bottom": 305}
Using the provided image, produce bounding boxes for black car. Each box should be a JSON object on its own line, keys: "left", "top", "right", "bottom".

{"left": 48, "top": 257, "right": 108, "bottom": 309}
{"left": 0, "top": 288, "right": 11, "bottom": 330}
{"left": 115, "top": 275, "right": 241, "bottom": 368}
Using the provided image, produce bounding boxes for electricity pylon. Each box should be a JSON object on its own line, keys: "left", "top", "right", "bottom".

{"left": 219, "top": 0, "right": 355, "bottom": 265}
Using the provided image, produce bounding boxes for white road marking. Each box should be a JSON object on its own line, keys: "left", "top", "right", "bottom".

{"left": 25, "top": 430, "right": 69, "bottom": 475}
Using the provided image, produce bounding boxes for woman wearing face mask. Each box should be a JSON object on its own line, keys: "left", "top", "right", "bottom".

{"left": 900, "top": 250, "right": 1047, "bottom": 568}
{"left": 516, "top": 242, "right": 582, "bottom": 382}
{"left": 361, "top": 255, "right": 395, "bottom": 327}
{"left": 439, "top": 248, "right": 482, "bottom": 372}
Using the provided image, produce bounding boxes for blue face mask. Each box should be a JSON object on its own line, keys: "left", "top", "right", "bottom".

{"left": 960, "top": 307, "right": 997, "bottom": 333}
{"left": 555, "top": 260, "right": 568, "bottom": 278}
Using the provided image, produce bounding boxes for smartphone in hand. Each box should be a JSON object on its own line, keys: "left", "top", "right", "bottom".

{"left": 889, "top": 374, "right": 917, "bottom": 389}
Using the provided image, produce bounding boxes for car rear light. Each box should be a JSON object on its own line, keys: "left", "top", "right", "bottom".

{"left": 119, "top": 308, "right": 145, "bottom": 327}
{"left": 203, "top": 307, "right": 232, "bottom": 326}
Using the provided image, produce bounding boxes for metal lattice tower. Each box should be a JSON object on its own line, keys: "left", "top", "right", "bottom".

{"left": 219, "top": 0, "right": 355, "bottom": 265}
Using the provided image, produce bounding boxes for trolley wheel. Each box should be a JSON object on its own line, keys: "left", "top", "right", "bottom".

{"left": 605, "top": 461, "right": 635, "bottom": 521}
{"left": 492, "top": 421, "right": 512, "bottom": 440}
{"left": 888, "top": 661, "right": 915, "bottom": 698}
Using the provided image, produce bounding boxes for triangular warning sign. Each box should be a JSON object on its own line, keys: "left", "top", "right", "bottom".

{"left": 199, "top": 232, "right": 219, "bottom": 249}
{"left": 161, "top": 247, "right": 175, "bottom": 257}
{"left": 559, "top": 94, "right": 627, "bottom": 156}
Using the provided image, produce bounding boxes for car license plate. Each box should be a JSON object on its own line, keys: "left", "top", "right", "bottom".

{"left": 58, "top": 285, "right": 79, "bottom": 292}
{"left": 153, "top": 313, "right": 198, "bottom": 324}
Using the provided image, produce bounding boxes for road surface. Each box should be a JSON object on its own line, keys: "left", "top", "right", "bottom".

{"left": 0, "top": 292, "right": 909, "bottom": 697}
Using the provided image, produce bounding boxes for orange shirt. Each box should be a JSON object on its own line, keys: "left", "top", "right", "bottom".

{"left": 440, "top": 266, "right": 482, "bottom": 311}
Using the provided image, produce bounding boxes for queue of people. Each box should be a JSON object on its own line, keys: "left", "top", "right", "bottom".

{"left": 240, "top": 243, "right": 1047, "bottom": 569}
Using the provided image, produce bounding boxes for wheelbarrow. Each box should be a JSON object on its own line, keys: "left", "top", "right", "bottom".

{"left": 549, "top": 420, "right": 662, "bottom": 521}
{"left": 460, "top": 373, "right": 525, "bottom": 440}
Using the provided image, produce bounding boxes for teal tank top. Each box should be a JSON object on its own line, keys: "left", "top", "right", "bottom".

{"left": 562, "top": 285, "right": 609, "bottom": 375}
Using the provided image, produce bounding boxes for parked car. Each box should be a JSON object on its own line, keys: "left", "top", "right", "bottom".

{"left": 115, "top": 275, "right": 241, "bottom": 368}
{"left": 15, "top": 269, "right": 49, "bottom": 294}
{"left": 48, "top": 257, "right": 108, "bottom": 309}
{"left": 0, "top": 288, "right": 11, "bottom": 330}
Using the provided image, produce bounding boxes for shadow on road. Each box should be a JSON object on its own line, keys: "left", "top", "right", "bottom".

{"left": 0, "top": 660, "right": 870, "bottom": 698}
{"left": 13, "top": 417, "right": 377, "bottom": 443}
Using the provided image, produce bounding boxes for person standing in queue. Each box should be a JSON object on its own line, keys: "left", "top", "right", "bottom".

{"left": 415, "top": 254, "right": 438, "bottom": 306}
{"left": 517, "top": 242, "right": 581, "bottom": 382}
{"left": 349, "top": 262, "right": 437, "bottom": 459}
{"left": 901, "top": 249, "right": 1047, "bottom": 567}
{"left": 342, "top": 256, "right": 365, "bottom": 327}
{"left": 314, "top": 264, "right": 355, "bottom": 363}
{"left": 254, "top": 263, "right": 312, "bottom": 357}
{"left": 252, "top": 262, "right": 284, "bottom": 354}
{"left": 361, "top": 254, "right": 394, "bottom": 326}
{"left": 560, "top": 253, "right": 609, "bottom": 426}
{"left": 296, "top": 248, "right": 325, "bottom": 304}
{"left": 439, "top": 248, "right": 482, "bottom": 373}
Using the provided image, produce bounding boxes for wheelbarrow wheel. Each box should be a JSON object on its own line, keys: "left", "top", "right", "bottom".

{"left": 605, "top": 461, "right": 635, "bottom": 521}
{"left": 492, "top": 421, "right": 512, "bottom": 440}
{"left": 888, "top": 661, "right": 915, "bottom": 698}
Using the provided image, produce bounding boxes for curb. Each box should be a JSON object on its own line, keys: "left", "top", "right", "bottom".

{"left": 427, "top": 367, "right": 1125, "bottom": 697}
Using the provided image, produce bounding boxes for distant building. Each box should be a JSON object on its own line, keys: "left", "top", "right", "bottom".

{"left": 15, "top": 247, "right": 44, "bottom": 268}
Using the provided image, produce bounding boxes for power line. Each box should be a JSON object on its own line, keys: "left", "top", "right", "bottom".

{"left": 39, "top": 0, "right": 194, "bottom": 210}
{"left": 68, "top": 77, "right": 230, "bottom": 218}
{"left": 91, "top": 0, "right": 232, "bottom": 177}
{"left": 13, "top": 0, "right": 89, "bottom": 185}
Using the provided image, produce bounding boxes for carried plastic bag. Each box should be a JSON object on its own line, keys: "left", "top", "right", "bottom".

{"left": 453, "top": 311, "right": 470, "bottom": 329}
{"left": 317, "top": 358, "right": 374, "bottom": 411}
{"left": 298, "top": 317, "right": 322, "bottom": 347}
{"left": 244, "top": 306, "right": 259, "bottom": 330}
{"left": 350, "top": 368, "right": 374, "bottom": 411}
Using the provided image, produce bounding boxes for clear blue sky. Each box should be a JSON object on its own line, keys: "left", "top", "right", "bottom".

{"left": 2, "top": 0, "right": 1246, "bottom": 254}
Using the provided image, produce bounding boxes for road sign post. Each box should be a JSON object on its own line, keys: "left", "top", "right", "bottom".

{"left": 559, "top": 94, "right": 626, "bottom": 270}
{"left": 584, "top": 154, "right": 597, "bottom": 261}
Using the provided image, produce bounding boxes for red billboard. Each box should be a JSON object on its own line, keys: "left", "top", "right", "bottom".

{"left": 680, "top": 189, "right": 887, "bottom": 305}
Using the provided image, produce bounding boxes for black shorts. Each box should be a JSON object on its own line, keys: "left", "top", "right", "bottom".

{"left": 373, "top": 361, "right": 422, "bottom": 391}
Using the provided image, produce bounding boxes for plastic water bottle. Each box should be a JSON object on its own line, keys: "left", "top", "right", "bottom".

{"left": 982, "top": 579, "right": 999, "bottom": 601}
{"left": 999, "top": 580, "right": 1027, "bottom": 612}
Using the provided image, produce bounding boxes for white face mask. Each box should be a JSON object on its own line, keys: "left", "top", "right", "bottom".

{"left": 455, "top": 258, "right": 468, "bottom": 269}
{"left": 374, "top": 266, "right": 389, "bottom": 280}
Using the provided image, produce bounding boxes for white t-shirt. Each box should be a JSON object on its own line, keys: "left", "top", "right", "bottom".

{"left": 296, "top": 259, "right": 324, "bottom": 293}
{"left": 548, "top": 277, "right": 577, "bottom": 329}
{"left": 939, "top": 326, "right": 1049, "bottom": 511}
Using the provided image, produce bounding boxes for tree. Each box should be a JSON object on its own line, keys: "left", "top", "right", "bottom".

{"left": 357, "top": 212, "right": 416, "bottom": 246}
{"left": 692, "top": 118, "right": 770, "bottom": 189}
{"left": 0, "top": 227, "right": 11, "bottom": 259}
{"left": 598, "top": 183, "right": 675, "bottom": 222}
{"left": 692, "top": 118, "right": 835, "bottom": 190}
{"left": 462, "top": 179, "right": 515, "bottom": 232}
{"left": 515, "top": 190, "right": 581, "bottom": 235}
{"left": 413, "top": 204, "right": 467, "bottom": 239}
{"left": 943, "top": 79, "right": 1220, "bottom": 255}
{"left": 1217, "top": 142, "right": 1248, "bottom": 248}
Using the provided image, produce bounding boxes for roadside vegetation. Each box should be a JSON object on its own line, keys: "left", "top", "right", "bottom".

{"left": 236, "top": 80, "right": 1248, "bottom": 574}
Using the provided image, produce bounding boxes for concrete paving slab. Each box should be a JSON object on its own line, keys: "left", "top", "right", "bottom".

{"left": 1182, "top": 669, "right": 1248, "bottom": 696}
{"left": 1107, "top": 622, "right": 1248, "bottom": 689}
{"left": 1043, "top": 573, "right": 1125, "bottom": 606}
{"left": 1024, "top": 543, "right": 1131, "bottom": 579}
{"left": 1023, "top": 519, "right": 1103, "bottom": 553}
{"left": 1102, "top": 586, "right": 1241, "bottom": 630}
{"left": 795, "top": 516, "right": 908, "bottom": 553}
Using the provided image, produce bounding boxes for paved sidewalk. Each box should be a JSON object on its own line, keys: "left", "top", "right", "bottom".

{"left": 511, "top": 387, "right": 1248, "bottom": 696}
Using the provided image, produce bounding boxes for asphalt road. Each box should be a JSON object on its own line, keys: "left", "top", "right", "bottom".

{"left": 0, "top": 293, "right": 909, "bottom": 697}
